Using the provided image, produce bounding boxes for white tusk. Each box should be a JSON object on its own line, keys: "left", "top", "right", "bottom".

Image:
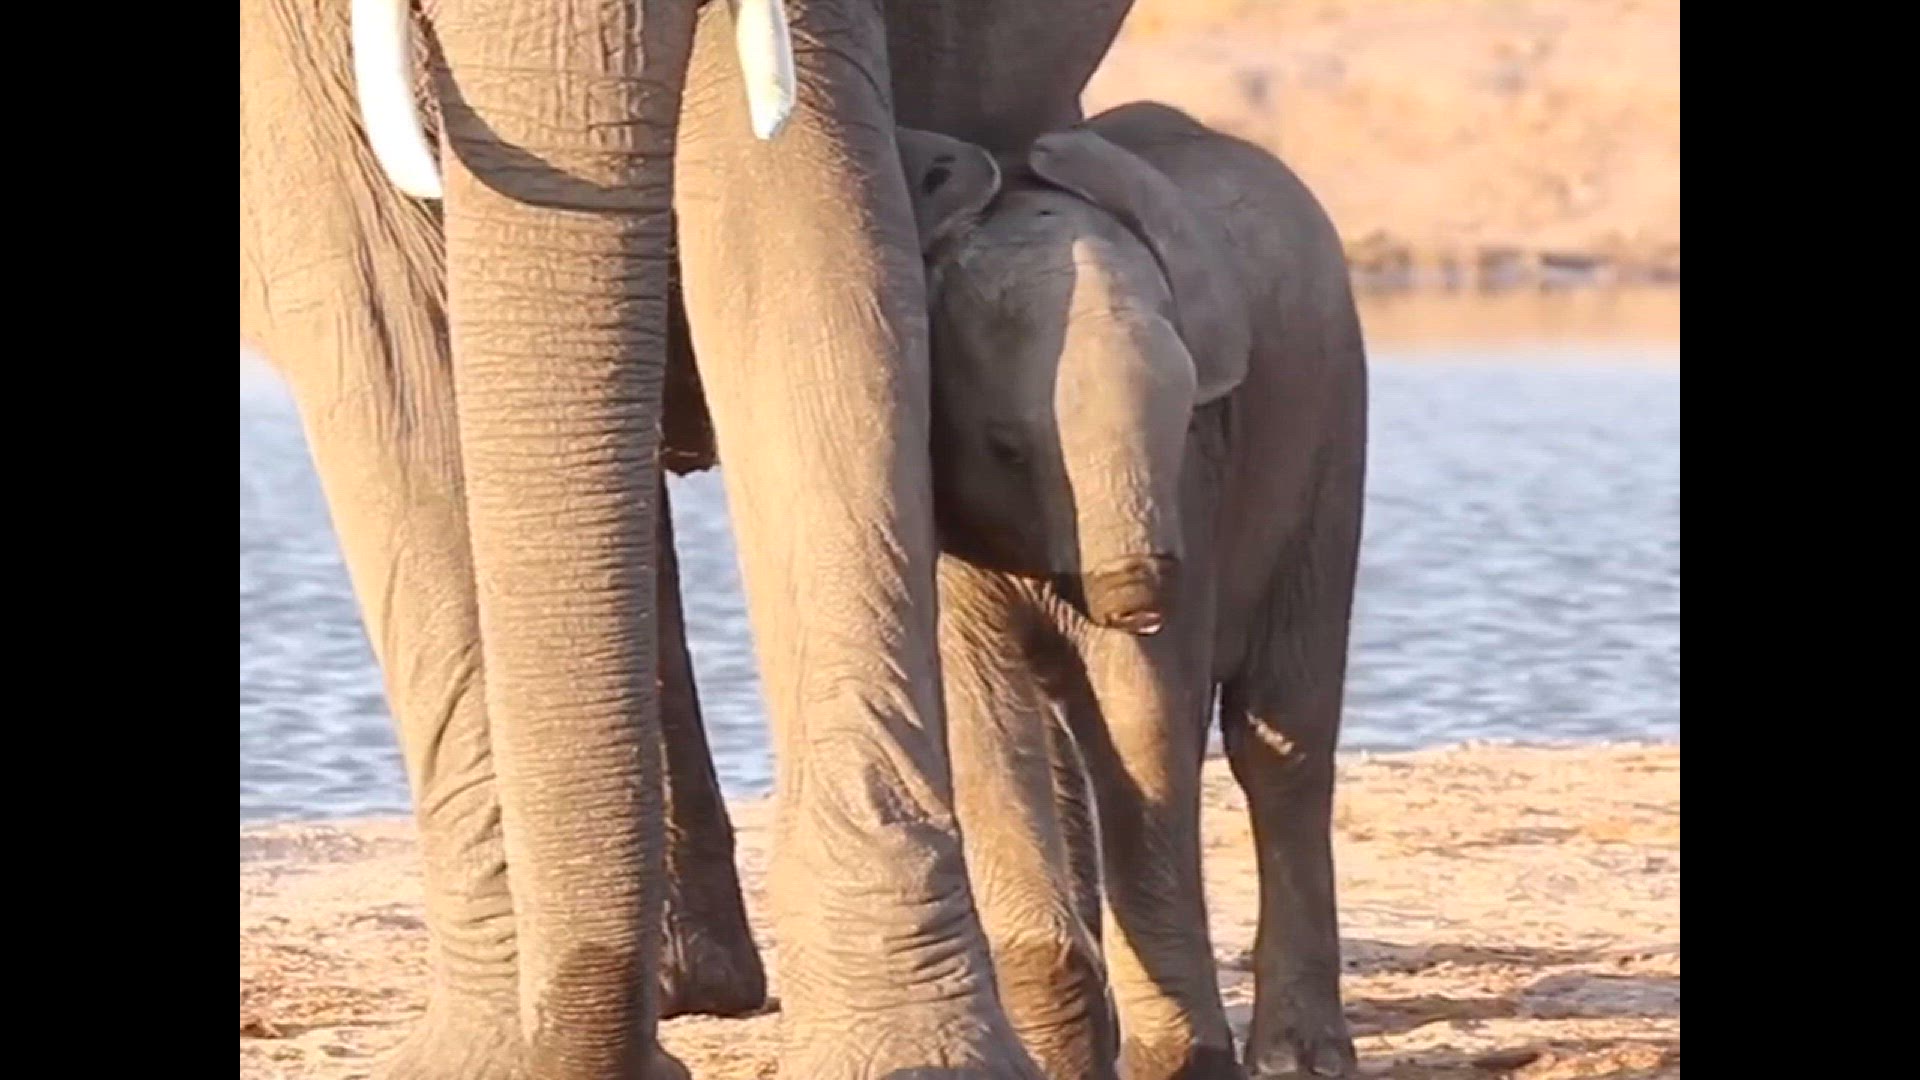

{"left": 350, "top": 0, "right": 444, "bottom": 199}
{"left": 728, "top": 0, "right": 796, "bottom": 141}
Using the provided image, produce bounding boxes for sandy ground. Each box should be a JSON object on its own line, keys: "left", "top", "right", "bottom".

{"left": 240, "top": 744, "right": 1679, "bottom": 1079}
{"left": 1089, "top": 0, "right": 1680, "bottom": 286}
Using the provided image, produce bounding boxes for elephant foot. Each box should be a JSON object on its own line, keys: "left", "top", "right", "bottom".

{"left": 992, "top": 931, "right": 1120, "bottom": 1080}
{"left": 646, "top": 1046, "right": 694, "bottom": 1080}
{"left": 1014, "top": 1016, "right": 1120, "bottom": 1080}
{"left": 376, "top": 1002, "right": 527, "bottom": 1080}
{"left": 377, "top": 1000, "right": 690, "bottom": 1080}
{"left": 776, "top": 1004, "right": 1044, "bottom": 1079}
{"left": 1242, "top": 997, "right": 1355, "bottom": 1079}
{"left": 1119, "top": 1041, "right": 1245, "bottom": 1080}
{"left": 657, "top": 913, "right": 769, "bottom": 1019}
{"left": 1023, "top": 1040, "right": 1119, "bottom": 1080}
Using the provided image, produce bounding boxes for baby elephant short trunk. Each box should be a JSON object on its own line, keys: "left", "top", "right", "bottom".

{"left": 1083, "top": 554, "right": 1178, "bottom": 635}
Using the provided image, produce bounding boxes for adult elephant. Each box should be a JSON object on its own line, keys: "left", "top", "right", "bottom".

{"left": 240, "top": 0, "right": 1135, "bottom": 1076}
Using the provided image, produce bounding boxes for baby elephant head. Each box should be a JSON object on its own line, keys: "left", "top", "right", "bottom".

{"left": 899, "top": 125, "right": 1251, "bottom": 634}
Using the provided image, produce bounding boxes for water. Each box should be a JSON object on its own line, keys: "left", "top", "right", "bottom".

{"left": 239, "top": 296, "right": 1679, "bottom": 823}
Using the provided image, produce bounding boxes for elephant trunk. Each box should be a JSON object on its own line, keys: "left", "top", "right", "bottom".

{"left": 1055, "top": 311, "right": 1193, "bottom": 636}
{"left": 433, "top": 1, "right": 696, "bottom": 1074}
{"left": 1082, "top": 553, "right": 1178, "bottom": 636}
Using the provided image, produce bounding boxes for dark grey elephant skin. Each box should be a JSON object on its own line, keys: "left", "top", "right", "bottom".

{"left": 899, "top": 104, "right": 1371, "bottom": 1079}
{"left": 662, "top": 103, "right": 1370, "bottom": 1079}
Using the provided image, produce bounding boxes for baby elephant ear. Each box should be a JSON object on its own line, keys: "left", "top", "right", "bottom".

{"left": 897, "top": 127, "right": 1003, "bottom": 255}
{"left": 1028, "top": 129, "right": 1250, "bottom": 405}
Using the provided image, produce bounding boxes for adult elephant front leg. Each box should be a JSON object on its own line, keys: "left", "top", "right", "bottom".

{"left": 242, "top": 14, "right": 522, "bottom": 1049}
{"left": 673, "top": 1, "right": 1035, "bottom": 1074}
{"left": 283, "top": 342, "right": 526, "bottom": 1079}
{"left": 248, "top": 0, "right": 687, "bottom": 1073}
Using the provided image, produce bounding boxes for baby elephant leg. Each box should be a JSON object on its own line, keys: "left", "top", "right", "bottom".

{"left": 941, "top": 563, "right": 1118, "bottom": 1080}
{"left": 1220, "top": 475, "right": 1363, "bottom": 1079}
{"left": 1065, "top": 624, "right": 1239, "bottom": 1080}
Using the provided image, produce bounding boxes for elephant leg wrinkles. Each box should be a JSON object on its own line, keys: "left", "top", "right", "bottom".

{"left": 670, "top": 2, "right": 1038, "bottom": 1073}
{"left": 253, "top": 210, "right": 529, "bottom": 1080}
{"left": 939, "top": 560, "right": 1119, "bottom": 1079}
{"left": 243, "top": 4, "right": 522, "bottom": 1063}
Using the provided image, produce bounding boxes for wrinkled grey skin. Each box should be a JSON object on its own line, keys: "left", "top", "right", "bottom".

{"left": 240, "top": 0, "right": 1135, "bottom": 1076}
{"left": 902, "top": 104, "right": 1371, "bottom": 1079}
{"left": 659, "top": 104, "right": 1368, "bottom": 1078}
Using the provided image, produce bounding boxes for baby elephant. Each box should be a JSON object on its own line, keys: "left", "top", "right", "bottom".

{"left": 899, "top": 103, "right": 1368, "bottom": 1079}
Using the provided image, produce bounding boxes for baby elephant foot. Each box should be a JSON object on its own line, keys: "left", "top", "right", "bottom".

{"left": 1120, "top": 1041, "right": 1245, "bottom": 1080}
{"left": 990, "top": 928, "right": 1119, "bottom": 1079}
{"left": 377, "top": 1004, "right": 527, "bottom": 1080}
{"left": 1243, "top": 998, "right": 1355, "bottom": 1078}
